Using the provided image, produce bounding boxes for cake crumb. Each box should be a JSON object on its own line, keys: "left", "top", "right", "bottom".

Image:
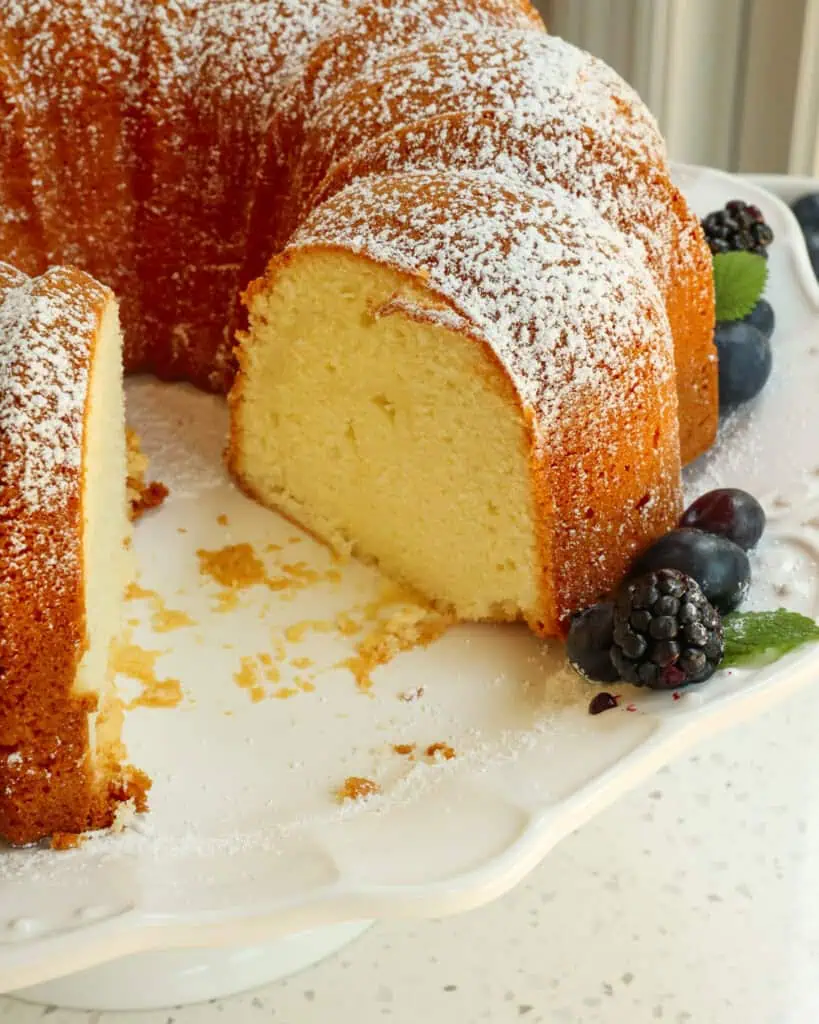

{"left": 125, "top": 581, "right": 195, "bottom": 633}
{"left": 127, "top": 678, "right": 184, "bottom": 710}
{"left": 234, "top": 656, "right": 267, "bottom": 704}
{"left": 110, "top": 768, "right": 152, "bottom": 815}
{"left": 340, "top": 606, "right": 451, "bottom": 692}
{"left": 399, "top": 686, "right": 425, "bottom": 702}
{"left": 285, "top": 619, "right": 335, "bottom": 643}
{"left": 51, "top": 832, "right": 84, "bottom": 851}
{"left": 336, "top": 776, "right": 380, "bottom": 802}
{"left": 152, "top": 606, "right": 195, "bottom": 633}
{"left": 109, "top": 796, "right": 139, "bottom": 834}
{"left": 197, "top": 543, "right": 266, "bottom": 589}
{"left": 393, "top": 743, "right": 416, "bottom": 756}
{"left": 113, "top": 641, "right": 183, "bottom": 710}
{"left": 216, "top": 513, "right": 230, "bottom": 526}
{"left": 426, "top": 742, "right": 456, "bottom": 761}
{"left": 126, "top": 428, "right": 168, "bottom": 520}
{"left": 215, "top": 589, "right": 240, "bottom": 613}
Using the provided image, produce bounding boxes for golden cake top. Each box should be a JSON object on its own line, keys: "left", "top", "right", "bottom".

{"left": 0, "top": 264, "right": 107, "bottom": 518}
{"left": 312, "top": 111, "right": 676, "bottom": 285}
{"left": 303, "top": 30, "right": 666, "bottom": 185}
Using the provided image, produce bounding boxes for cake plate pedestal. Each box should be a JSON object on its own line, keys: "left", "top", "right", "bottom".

{"left": 11, "top": 922, "right": 372, "bottom": 1012}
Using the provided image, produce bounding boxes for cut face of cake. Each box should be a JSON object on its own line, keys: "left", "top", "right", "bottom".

{"left": 230, "top": 174, "right": 683, "bottom": 637}
{"left": 0, "top": 264, "right": 148, "bottom": 846}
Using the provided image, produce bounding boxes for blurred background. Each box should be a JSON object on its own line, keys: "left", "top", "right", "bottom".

{"left": 537, "top": 0, "right": 819, "bottom": 175}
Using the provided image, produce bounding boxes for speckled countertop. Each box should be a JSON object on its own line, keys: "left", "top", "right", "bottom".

{"left": 3, "top": 687, "right": 819, "bottom": 1024}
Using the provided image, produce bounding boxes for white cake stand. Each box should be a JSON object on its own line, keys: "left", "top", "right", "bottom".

{"left": 3, "top": 167, "right": 819, "bottom": 1011}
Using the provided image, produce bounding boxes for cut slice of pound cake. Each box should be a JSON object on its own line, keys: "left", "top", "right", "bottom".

{"left": 229, "top": 173, "right": 683, "bottom": 637}
{"left": 0, "top": 263, "right": 149, "bottom": 846}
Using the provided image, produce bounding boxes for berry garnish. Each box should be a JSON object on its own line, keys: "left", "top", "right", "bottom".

{"left": 803, "top": 225, "right": 819, "bottom": 280}
{"left": 567, "top": 602, "right": 618, "bottom": 683}
{"left": 742, "top": 298, "right": 775, "bottom": 341}
{"left": 714, "top": 320, "right": 772, "bottom": 410}
{"left": 791, "top": 193, "right": 819, "bottom": 233}
{"left": 789, "top": 195, "right": 819, "bottom": 280}
{"left": 589, "top": 692, "right": 619, "bottom": 715}
{"left": 702, "top": 200, "right": 774, "bottom": 258}
{"left": 712, "top": 252, "right": 768, "bottom": 323}
{"left": 680, "top": 488, "right": 765, "bottom": 551}
{"left": 630, "top": 528, "right": 751, "bottom": 614}
{"left": 610, "top": 570, "right": 724, "bottom": 689}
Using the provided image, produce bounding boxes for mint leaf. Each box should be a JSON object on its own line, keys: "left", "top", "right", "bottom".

{"left": 713, "top": 252, "right": 768, "bottom": 322}
{"left": 722, "top": 609, "right": 819, "bottom": 668}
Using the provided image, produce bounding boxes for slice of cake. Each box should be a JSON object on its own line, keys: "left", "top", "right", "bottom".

{"left": 229, "top": 173, "right": 683, "bottom": 637}
{"left": 0, "top": 263, "right": 149, "bottom": 846}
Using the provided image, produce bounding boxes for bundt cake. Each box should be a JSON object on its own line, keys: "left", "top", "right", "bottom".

{"left": 0, "top": 0, "right": 716, "bottom": 844}
{"left": 0, "top": 264, "right": 149, "bottom": 846}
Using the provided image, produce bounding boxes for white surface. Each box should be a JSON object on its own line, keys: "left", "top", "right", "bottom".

{"left": 1, "top": 168, "right": 819, "bottom": 1013}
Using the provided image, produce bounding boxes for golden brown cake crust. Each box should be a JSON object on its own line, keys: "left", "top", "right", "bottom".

{"left": 0, "top": 263, "right": 147, "bottom": 846}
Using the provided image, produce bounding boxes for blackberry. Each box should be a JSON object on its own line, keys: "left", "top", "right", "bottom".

{"left": 702, "top": 200, "right": 774, "bottom": 258}
{"left": 611, "top": 569, "right": 724, "bottom": 689}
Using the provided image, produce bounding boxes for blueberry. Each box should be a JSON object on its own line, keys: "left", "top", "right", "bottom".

{"left": 791, "top": 192, "right": 819, "bottom": 232}
{"left": 566, "top": 601, "right": 618, "bottom": 683}
{"left": 630, "top": 528, "right": 751, "bottom": 613}
{"left": 714, "top": 321, "right": 772, "bottom": 411}
{"left": 805, "top": 227, "right": 819, "bottom": 280}
{"left": 741, "top": 299, "right": 775, "bottom": 340}
{"left": 680, "top": 488, "right": 766, "bottom": 550}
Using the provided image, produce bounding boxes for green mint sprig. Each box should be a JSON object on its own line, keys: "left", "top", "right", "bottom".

{"left": 722, "top": 609, "right": 819, "bottom": 669}
{"left": 713, "top": 251, "right": 768, "bottom": 322}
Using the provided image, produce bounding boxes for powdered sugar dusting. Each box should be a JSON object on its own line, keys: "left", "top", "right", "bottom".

{"left": 301, "top": 30, "right": 666, "bottom": 197}
{"left": 315, "top": 111, "right": 675, "bottom": 285}
{"left": 291, "top": 171, "right": 675, "bottom": 439}
{"left": 0, "top": 264, "right": 103, "bottom": 514}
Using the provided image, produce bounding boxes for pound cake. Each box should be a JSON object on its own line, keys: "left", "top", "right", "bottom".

{"left": 0, "top": 1, "right": 717, "bottom": 845}
{"left": 0, "top": 264, "right": 148, "bottom": 846}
